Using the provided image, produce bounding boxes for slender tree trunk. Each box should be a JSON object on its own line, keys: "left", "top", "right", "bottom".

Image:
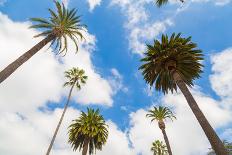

{"left": 161, "top": 129, "right": 172, "bottom": 155}
{"left": 0, "top": 34, "right": 55, "bottom": 84}
{"left": 82, "top": 138, "right": 90, "bottom": 155}
{"left": 45, "top": 84, "right": 75, "bottom": 155}
{"left": 172, "top": 71, "right": 228, "bottom": 155}
{"left": 158, "top": 121, "right": 172, "bottom": 155}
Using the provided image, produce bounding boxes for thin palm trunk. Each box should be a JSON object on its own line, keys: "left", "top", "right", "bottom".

{"left": 161, "top": 129, "right": 172, "bottom": 155}
{"left": 82, "top": 138, "right": 90, "bottom": 155}
{"left": 45, "top": 84, "right": 75, "bottom": 155}
{"left": 0, "top": 34, "right": 55, "bottom": 84}
{"left": 158, "top": 121, "right": 172, "bottom": 155}
{"left": 172, "top": 71, "right": 228, "bottom": 155}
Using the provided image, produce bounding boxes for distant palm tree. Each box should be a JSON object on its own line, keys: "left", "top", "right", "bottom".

{"left": 155, "top": 0, "right": 184, "bottom": 7}
{"left": 151, "top": 140, "right": 168, "bottom": 155}
{"left": 68, "top": 108, "right": 108, "bottom": 155}
{"left": 139, "top": 33, "right": 227, "bottom": 155}
{"left": 45, "top": 67, "right": 87, "bottom": 155}
{"left": 147, "top": 106, "right": 176, "bottom": 155}
{"left": 0, "top": 1, "right": 85, "bottom": 84}
{"left": 208, "top": 140, "right": 232, "bottom": 155}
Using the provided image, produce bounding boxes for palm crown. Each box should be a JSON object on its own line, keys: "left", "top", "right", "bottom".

{"left": 139, "top": 33, "right": 203, "bottom": 94}
{"left": 151, "top": 140, "right": 168, "bottom": 155}
{"left": 68, "top": 108, "right": 108, "bottom": 154}
{"left": 147, "top": 106, "right": 176, "bottom": 122}
{"left": 155, "top": 0, "right": 184, "bottom": 7}
{"left": 64, "top": 67, "right": 87, "bottom": 89}
{"left": 30, "top": 1, "right": 85, "bottom": 55}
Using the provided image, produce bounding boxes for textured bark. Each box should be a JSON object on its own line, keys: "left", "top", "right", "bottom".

{"left": 82, "top": 138, "right": 90, "bottom": 155}
{"left": 158, "top": 121, "right": 172, "bottom": 155}
{"left": 0, "top": 34, "right": 55, "bottom": 84}
{"left": 45, "top": 84, "right": 75, "bottom": 155}
{"left": 172, "top": 71, "right": 228, "bottom": 155}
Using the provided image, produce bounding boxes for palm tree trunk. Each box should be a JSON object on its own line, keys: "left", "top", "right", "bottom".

{"left": 82, "top": 138, "right": 90, "bottom": 155}
{"left": 45, "top": 84, "right": 75, "bottom": 155}
{"left": 161, "top": 129, "right": 172, "bottom": 155}
{"left": 172, "top": 71, "right": 228, "bottom": 155}
{"left": 0, "top": 34, "right": 55, "bottom": 84}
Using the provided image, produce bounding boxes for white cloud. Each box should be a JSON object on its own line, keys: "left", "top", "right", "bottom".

{"left": 0, "top": 108, "right": 134, "bottom": 155}
{"left": 110, "top": 0, "right": 174, "bottom": 55}
{"left": 129, "top": 89, "right": 232, "bottom": 155}
{"left": 129, "top": 19, "right": 173, "bottom": 55}
{"left": 0, "top": 11, "right": 134, "bottom": 155}
{"left": 0, "top": 12, "right": 115, "bottom": 109}
{"left": 210, "top": 48, "right": 232, "bottom": 103}
{"left": 109, "top": 68, "right": 128, "bottom": 94}
{"left": 87, "top": 0, "right": 102, "bottom": 12}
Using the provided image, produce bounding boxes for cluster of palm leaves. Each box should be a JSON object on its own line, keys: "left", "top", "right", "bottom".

{"left": 0, "top": 0, "right": 231, "bottom": 155}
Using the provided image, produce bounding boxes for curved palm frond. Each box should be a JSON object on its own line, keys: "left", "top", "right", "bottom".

{"left": 30, "top": 1, "right": 85, "bottom": 55}
{"left": 151, "top": 140, "right": 168, "bottom": 155}
{"left": 139, "top": 33, "right": 203, "bottom": 94}
{"left": 63, "top": 67, "right": 87, "bottom": 89}
{"left": 155, "top": 0, "right": 184, "bottom": 7}
{"left": 68, "top": 108, "right": 108, "bottom": 154}
{"left": 146, "top": 106, "right": 176, "bottom": 122}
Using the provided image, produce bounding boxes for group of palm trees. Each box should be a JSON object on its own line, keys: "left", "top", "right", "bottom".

{"left": 0, "top": 0, "right": 231, "bottom": 155}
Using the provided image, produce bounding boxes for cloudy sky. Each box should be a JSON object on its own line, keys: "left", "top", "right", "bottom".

{"left": 0, "top": 0, "right": 232, "bottom": 155}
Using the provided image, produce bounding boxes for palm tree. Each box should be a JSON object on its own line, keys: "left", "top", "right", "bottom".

{"left": 208, "top": 140, "right": 232, "bottom": 155}
{"left": 147, "top": 106, "right": 176, "bottom": 155}
{"left": 139, "top": 33, "right": 227, "bottom": 155}
{"left": 155, "top": 0, "right": 184, "bottom": 7}
{"left": 151, "top": 140, "right": 168, "bottom": 155}
{"left": 68, "top": 108, "right": 108, "bottom": 155}
{"left": 45, "top": 67, "right": 87, "bottom": 155}
{"left": 0, "top": 1, "right": 85, "bottom": 84}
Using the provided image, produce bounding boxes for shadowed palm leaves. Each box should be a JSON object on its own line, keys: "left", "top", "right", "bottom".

{"left": 0, "top": 1, "right": 85, "bottom": 84}
{"left": 147, "top": 106, "right": 176, "bottom": 155}
{"left": 139, "top": 33, "right": 227, "bottom": 155}
{"left": 155, "top": 0, "right": 184, "bottom": 7}
{"left": 68, "top": 108, "right": 108, "bottom": 155}
{"left": 46, "top": 67, "right": 87, "bottom": 155}
{"left": 151, "top": 140, "right": 168, "bottom": 155}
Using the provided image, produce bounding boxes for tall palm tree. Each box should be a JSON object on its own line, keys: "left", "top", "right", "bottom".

{"left": 155, "top": 0, "right": 184, "bottom": 7}
{"left": 147, "top": 106, "right": 176, "bottom": 155}
{"left": 68, "top": 108, "right": 108, "bottom": 155}
{"left": 139, "top": 33, "right": 227, "bottom": 155}
{"left": 151, "top": 140, "right": 168, "bottom": 155}
{"left": 208, "top": 140, "right": 232, "bottom": 155}
{"left": 0, "top": 1, "right": 85, "bottom": 84}
{"left": 45, "top": 67, "right": 87, "bottom": 155}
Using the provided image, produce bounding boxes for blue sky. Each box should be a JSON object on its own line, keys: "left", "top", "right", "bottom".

{"left": 0, "top": 0, "right": 232, "bottom": 155}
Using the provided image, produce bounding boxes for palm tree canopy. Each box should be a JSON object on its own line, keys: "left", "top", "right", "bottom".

{"left": 146, "top": 106, "right": 176, "bottom": 122}
{"left": 30, "top": 1, "right": 85, "bottom": 55}
{"left": 139, "top": 33, "right": 203, "bottom": 94}
{"left": 155, "top": 0, "right": 184, "bottom": 7}
{"left": 156, "top": 0, "right": 168, "bottom": 7}
{"left": 151, "top": 140, "right": 168, "bottom": 155}
{"left": 64, "top": 67, "right": 87, "bottom": 89}
{"left": 68, "top": 108, "right": 108, "bottom": 154}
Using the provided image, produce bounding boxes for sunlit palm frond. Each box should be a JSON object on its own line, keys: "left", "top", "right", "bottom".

{"left": 146, "top": 106, "right": 176, "bottom": 122}
{"left": 68, "top": 108, "right": 108, "bottom": 154}
{"left": 151, "top": 140, "right": 168, "bottom": 155}
{"left": 64, "top": 67, "right": 88, "bottom": 89}
{"left": 30, "top": 1, "right": 85, "bottom": 55}
{"left": 139, "top": 33, "right": 203, "bottom": 94}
